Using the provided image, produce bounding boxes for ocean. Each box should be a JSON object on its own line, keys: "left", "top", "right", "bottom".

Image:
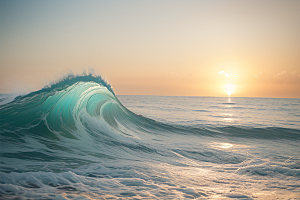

{"left": 0, "top": 75, "right": 299, "bottom": 199}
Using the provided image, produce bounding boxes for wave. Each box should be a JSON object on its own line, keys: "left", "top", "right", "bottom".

{"left": 0, "top": 74, "right": 165, "bottom": 135}
{"left": 0, "top": 74, "right": 175, "bottom": 172}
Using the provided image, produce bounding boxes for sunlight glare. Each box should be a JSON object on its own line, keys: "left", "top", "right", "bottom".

{"left": 225, "top": 83, "right": 235, "bottom": 96}
{"left": 210, "top": 142, "right": 234, "bottom": 149}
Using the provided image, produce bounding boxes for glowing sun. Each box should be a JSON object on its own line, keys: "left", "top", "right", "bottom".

{"left": 225, "top": 83, "right": 235, "bottom": 96}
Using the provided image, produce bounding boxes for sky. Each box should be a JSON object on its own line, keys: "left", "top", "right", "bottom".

{"left": 0, "top": 0, "right": 299, "bottom": 98}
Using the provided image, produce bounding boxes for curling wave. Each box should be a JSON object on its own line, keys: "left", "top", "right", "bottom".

{"left": 0, "top": 74, "right": 173, "bottom": 173}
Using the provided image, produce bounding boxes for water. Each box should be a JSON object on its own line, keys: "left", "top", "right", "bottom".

{"left": 118, "top": 95, "right": 300, "bottom": 129}
{"left": 0, "top": 75, "right": 299, "bottom": 199}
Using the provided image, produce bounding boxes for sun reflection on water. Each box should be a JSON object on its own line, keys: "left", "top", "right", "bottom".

{"left": 210, "top": 142, "right": 234, "bottom": 149}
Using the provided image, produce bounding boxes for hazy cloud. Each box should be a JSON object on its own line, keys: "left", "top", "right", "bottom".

{"left": 167, "top": 72, "right": 179, "bottom": 76}
{"left": 272, "top": 71, "right": 300, "bottom": 84}
{"left": 255, "top": 72, "right": 263, "bottom": 76}
{"left": 218, "top": 71, "right": 230, "bottom": 77}
{"left": 274, "top": 71, "right": 286, "bottom": 78}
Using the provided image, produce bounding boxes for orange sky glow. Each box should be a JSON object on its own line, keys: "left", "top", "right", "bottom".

{"left": 0, "top": 0, "right": 299, "bottom": 98}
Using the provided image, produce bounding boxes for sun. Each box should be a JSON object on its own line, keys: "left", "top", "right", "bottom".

{"left": 225, "top": 83, "right": 235, "bottom": 96}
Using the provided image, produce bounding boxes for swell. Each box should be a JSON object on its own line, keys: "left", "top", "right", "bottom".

{"left": 196, "top": 126, "right": 300, "bottom": 140}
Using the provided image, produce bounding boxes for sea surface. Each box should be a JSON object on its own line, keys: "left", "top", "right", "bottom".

{"left": 0, "top": 75, "right": 299, "bottom": 199}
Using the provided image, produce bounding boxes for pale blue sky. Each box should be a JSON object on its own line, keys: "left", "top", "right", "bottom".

{"left": 1, "top": 0, "right": 299, "bottom": 97}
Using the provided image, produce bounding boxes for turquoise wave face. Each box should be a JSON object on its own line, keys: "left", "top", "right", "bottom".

{"left": 0, "top": 74, "right": 113, "bottom": 127}
{"left": 0, "top": 75, "right": 168, "bottom": 172}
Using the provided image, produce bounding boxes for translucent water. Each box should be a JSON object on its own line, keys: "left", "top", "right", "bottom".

{"left": 0, "top": 75, "right": 299, "bottom": 199}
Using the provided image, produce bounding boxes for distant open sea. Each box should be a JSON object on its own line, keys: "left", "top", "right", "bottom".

{"left": 0, "top": 75, "right": 299, "bottom": 199}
